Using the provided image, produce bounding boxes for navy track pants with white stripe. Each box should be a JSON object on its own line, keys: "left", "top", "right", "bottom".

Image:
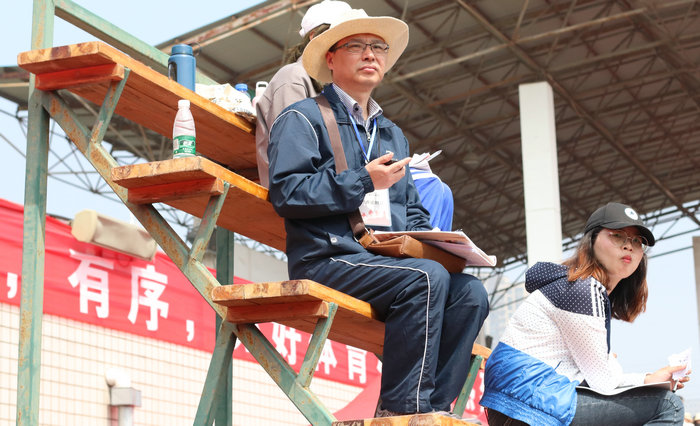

{"left": 301, "top": 252, "right": 489, "bottom": 414}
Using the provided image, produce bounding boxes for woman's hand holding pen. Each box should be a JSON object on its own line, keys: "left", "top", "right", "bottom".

{"left": 366, "top": 153, "right": 411, "bottom": 190}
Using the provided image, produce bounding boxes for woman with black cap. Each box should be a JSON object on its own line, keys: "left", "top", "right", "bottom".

{"left": 480, "top": 202, "right": 690, "bottom": 425}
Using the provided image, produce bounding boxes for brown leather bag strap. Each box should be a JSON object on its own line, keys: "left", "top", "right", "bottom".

{"left": 315, "top": 93, "right": 372, "bottom": 241}
{"left": 316, "top": 93, "right": 348, "bottom": 172}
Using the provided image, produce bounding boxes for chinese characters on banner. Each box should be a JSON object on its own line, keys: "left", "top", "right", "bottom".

{"left": 0, "top": 198, "right": 380, "bottom": 386}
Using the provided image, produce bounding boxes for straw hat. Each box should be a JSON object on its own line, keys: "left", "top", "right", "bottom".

{"left": 301, "top": 8, "right": 409, "bottom": 83}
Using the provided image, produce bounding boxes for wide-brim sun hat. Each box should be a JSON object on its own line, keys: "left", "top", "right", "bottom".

{"left": 583, "top": 202, "right": 656, "bottom": 246}
{"left": 302, "top": 8, "right": 409, "bottom": 83}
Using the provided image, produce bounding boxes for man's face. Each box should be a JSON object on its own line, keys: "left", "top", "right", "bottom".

{"left": 325, "top": 33, "right": 387, "bottom": 92}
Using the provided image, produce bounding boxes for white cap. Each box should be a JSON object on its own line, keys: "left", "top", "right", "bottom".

{"left": 299, "top": 0, "right": 352, "bottom": 37}
{"left": 178, "top": 99, "right": 190, "bottom": 108}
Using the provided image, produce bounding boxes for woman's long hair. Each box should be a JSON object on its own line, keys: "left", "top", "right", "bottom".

{"left": 283, "top": 23, "right": 331, "bottom": 94}
{"left": 562, "top": 227, "right": 648, "bottom": 322}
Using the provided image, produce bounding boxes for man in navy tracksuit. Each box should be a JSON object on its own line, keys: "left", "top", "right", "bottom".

{"left": 267, "top": 7, "right": 489, "bottom": 417}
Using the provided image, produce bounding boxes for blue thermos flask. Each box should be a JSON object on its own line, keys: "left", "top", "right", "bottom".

{"left": 168, "top": 44, "right": 196, "bottom": 91}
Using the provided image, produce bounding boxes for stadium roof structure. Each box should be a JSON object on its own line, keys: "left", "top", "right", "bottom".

{"left": 1, "top": 0, "right": 699, "bottom": 269}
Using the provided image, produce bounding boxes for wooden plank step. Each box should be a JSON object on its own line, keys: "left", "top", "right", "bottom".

{"left": 333, "top": 413, "right": 480, "bottom": 425}
{"left": 17, "top": 42, "right": 257, "bottom": 177}
{"left": 212, "top": 280, "right": 385, "bottom": 355}
{"left": 211, "top": 280, "right": 493, "bottom": 360}
{"left": 111, "top": 156, "right": 285, "bottom": 251}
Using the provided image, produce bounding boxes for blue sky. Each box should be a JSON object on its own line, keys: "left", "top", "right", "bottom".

{"left": 2, "top": 0, "right": 700, "bottom": 405}
{"left": 0, "top": 0, "right": 264, "bottom": 229}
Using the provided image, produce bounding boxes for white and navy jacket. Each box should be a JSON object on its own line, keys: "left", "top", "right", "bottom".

{"left": 480, "top": 262, "right": 646, "bottom": 425}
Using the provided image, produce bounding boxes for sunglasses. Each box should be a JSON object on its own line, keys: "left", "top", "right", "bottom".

{"left": 605, "top": 231, "right": 649, "bottom": 252}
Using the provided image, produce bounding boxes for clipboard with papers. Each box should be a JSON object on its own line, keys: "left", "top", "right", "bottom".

{"left": 576, "top": 381, "right": 671, "bottom": 396}
{"left": 372, "top": 230, "right": 497, "bottom": 267}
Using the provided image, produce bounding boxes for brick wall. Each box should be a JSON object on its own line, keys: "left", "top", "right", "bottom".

{"left": 1, "top": 302, "right": 362, "bottom": 425}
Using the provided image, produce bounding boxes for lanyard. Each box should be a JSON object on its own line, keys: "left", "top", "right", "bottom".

{"left": 347, "top": 110, "right": 377, "bottom": 164}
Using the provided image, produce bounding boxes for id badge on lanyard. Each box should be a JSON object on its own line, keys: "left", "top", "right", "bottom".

{"left": 360, "top": 189, "right": 392, "bottom": 227}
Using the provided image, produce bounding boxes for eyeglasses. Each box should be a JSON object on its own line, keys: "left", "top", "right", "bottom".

{"left": 605, "top": 231, "right": 649, "bottom": 252}
{"left": 330, "top": 41, "right": 389, "bottom": 55}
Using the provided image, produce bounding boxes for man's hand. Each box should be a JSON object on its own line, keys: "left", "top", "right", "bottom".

{"left": 365, "top": 153, "right": 411, "bottom": 190}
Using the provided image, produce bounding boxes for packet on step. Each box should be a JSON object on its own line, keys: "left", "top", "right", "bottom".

{"left": 195, "top": 83, "right": 255, "bottom": 119}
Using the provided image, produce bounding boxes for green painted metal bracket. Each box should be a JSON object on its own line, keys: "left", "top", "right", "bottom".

{"left": 214, "top": 229, "right": 235, "bottom": 425}
{"left": 213, "top": 317, "right": 233, "bottom": 426}
{"left": 41, "top": 88, "right": 119, "bottom": 172}
{"left": 216, "top": 229, "right": 234, "bottom": 284}
{"left": 296, "top": 302, "right": 338, "bottom": 389}
{"left": 234, "top": 323, "right": 336, "bottom": 425}
{"left": 194, "top": 321, "right": 237, "bottom": 425}
{"left": 453, "top": 354, "right": 483, "bottom": 417}
{"left": 53, "top": 0, "right": 166, "bottom": 73}
{"left": 17, "top": 2, "right": 57, "bottom": 423}
{"left": 189, "top": 183, "right": 230, "bottom": 263}
{"left": 89, "top": 68, "right": 129, "bottom": 146}
{"left": 17, "top": 88, "right": 52, "bottom": 426}
{"left": 31, "top": 0, "right": 55, "bottom": 51}
{"left": 188, "top": 192, "right": 234, "bottom": 425}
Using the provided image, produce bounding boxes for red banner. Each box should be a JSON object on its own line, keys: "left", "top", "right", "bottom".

{"left": 0, "top": 198, "right": 485, "bottom": 421}
{"left": 0, "top": 198, "right": 379, "bottom": 387}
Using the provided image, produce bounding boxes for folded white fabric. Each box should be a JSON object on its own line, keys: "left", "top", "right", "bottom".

{"left": 195, "top": 83, "right": 255, "bottom": 119}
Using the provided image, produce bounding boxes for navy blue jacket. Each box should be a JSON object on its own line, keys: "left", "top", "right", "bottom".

{"left": 267, "top": 87, "right": 431, "bottom": 277}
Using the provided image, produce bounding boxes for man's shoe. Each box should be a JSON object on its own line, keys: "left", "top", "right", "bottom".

{"left": 374, "top": 397, "right": 409, "bottom": 418}
{"left": 375, "top": 404, "right": 407, "bottom": 418}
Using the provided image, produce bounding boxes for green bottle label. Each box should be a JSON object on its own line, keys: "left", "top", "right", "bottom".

{"left": 173, "top": 135, "right": 196, "bottom": 158}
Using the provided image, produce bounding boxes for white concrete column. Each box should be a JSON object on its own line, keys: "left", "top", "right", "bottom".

{"left": 519, "top": 82, "right": 563, "bottom": 266}
{"left": 693, "top": 237, "right": 700, "bottom": 342}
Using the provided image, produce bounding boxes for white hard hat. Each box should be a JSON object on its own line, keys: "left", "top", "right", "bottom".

{"left": 299, "top": 1, "right": 352, "bottom": 37}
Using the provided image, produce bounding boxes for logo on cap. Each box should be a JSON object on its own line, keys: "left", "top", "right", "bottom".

{"left": 625, "top": 207, "right": 638, "bottom": 220}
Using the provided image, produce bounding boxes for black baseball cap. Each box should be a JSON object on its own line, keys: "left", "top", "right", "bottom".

{"left": 583, "top": 202, "right": 655, "bottom": 246}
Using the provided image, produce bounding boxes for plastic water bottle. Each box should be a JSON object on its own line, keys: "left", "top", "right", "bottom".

{"left": 252, "top": 81, "right": 268, "bottom": 109}
{"left": 173, "top": 99, "right": 196, "bottom": 158}
{"left": 168, "top": 44, "right": 196, "bottom": 91}
{"left": 235, "top": 83, "right": 250, "bottom": 99}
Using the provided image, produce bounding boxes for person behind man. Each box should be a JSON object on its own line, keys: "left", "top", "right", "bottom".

{"left": 255, "top": 0, "right": 351, "bottom": 187}
{"left": 267, "top": 8, "right": 489, "bottom": 418}
{"left": 409, "top": 151, "right": 454, "bottom": 231}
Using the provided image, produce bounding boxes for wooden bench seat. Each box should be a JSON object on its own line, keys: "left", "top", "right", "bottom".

{"left": 212, "top": 279, "right": 491, "bottom": 361}
{"left": 112, "top": 156, "right": 285, "bottom": 251}
{"left": 212, "top": 279, "right": 384, "bottom": 354}
{"left": 17, "top": 41, "right": 259, "bottom": 179}
{"left": 333, "top": 413, "right": 479, "bottom": 425}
